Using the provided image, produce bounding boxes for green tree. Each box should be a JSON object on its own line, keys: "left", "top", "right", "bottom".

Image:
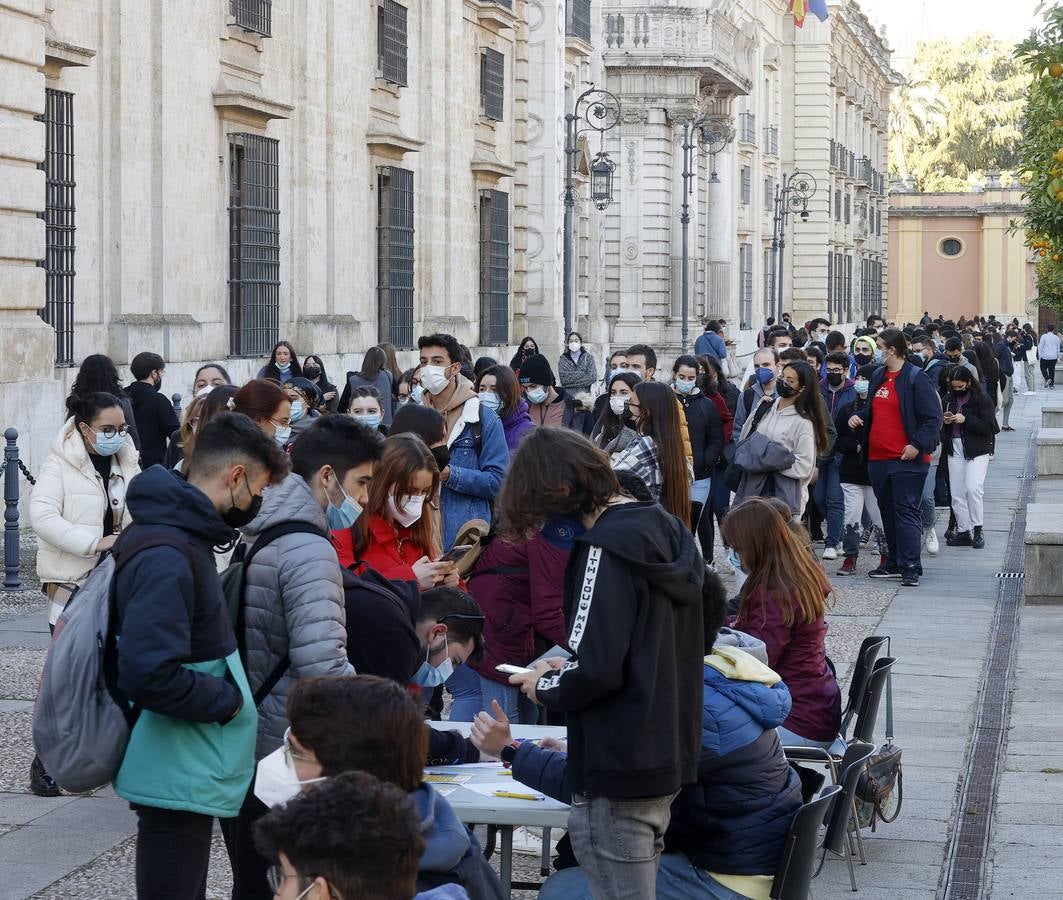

{"left": 891, "top": 33, "right": 1030, "bottom": 191}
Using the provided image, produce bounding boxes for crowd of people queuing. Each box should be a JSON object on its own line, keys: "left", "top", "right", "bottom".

{"left": 24, "top": 310, "right": 1048, "bottom": 900}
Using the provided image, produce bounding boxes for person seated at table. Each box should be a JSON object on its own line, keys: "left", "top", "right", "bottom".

{"left": 470, "top": 569, "right": 803, "bottom": 900}
{"left": 284, "top": 674, "right": 506, "bottom": 900}
{"left": 253, "top": 770, "right": 469, "bottom": 900}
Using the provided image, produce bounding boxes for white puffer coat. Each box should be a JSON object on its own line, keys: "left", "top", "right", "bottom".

{"left": 239, "top": 472, "right": 353, "bottom": 759}
{"left": 29, "top": 417, "right": 140, "bottom": 584}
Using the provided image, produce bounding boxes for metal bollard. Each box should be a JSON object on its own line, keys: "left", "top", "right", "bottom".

{"left": 172, "top": 393, "right": 182, "bottom": 417}
{"left": 4, "top": 428, "right": 21, "bottom": 590}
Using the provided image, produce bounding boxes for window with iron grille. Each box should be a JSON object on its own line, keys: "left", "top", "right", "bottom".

{"left": 739, "top": 112, "right": 756, "bottom": 144}
{"left": 481, "top": 48, "right": 505, "bottom": 121}
{"left": 740, "top": 167, "right": 751, "bottom": 206}
{"left": 844, "top": 253, "right": 853, "bottom": 323}
{"left": 876, "top": 207, "right": 882, "bottom": 236}
{"left": 834, "top": 252, "right": 844, "bottom": 318}
{"left": 763, "top": 247, "right": 773, "bottom": 319}
{"left": 739, "top": 242, "right": 753, "bottom": 330}
{"left": 827, "top": 252, "right": 833, "bottom": 322}
{"left": 378, "top": 0, "right": 408, "bottom": 86}
{"left": 228, "top": 133, "right": 280, "bottom": 357}
{"left": 39, "top": 88, "right": 76, "bottom": 366}
{"left": 764, "top": 176, "right": 774, "bottom": 212}
{"left": 567, "top": 0, "right": 591, "bottom": 41}
{"left": 844, "top": 194, "right": 851, "bottom": 225}
{"left": 834, "top": 189, "right": 841, "bottom": 223}
{"left": 479, "top": 190, "right": 509, "bottom": 345}
{"left": 377, "top": 167, "right": 415, "bottom": 349}
{"left": 231, "top": 0, "right": 271, "bottom": 37}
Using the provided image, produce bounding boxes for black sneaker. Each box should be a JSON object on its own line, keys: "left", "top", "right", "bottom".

{"left": 947, "top": 530, "right": 972, "bottom": 547}
{"left": 972, "top": 526, "right": 985, "bottom": 549}
{"left": 868, "top": 564, "right": 902, "bottom": 579}
{"left": 29, "top": 755, "right": 60, "bottom": 798}
{"left": 901, "top": 570, "right": 920, "bottom": 587}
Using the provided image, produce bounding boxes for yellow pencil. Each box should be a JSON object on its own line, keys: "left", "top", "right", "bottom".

{"left": 494, "top": 790, "right": 544, "bottom": 801}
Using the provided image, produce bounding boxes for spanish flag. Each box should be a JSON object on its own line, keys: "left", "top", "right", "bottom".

{"left": 791, "top": 0, "right": 828, "bottom": 26}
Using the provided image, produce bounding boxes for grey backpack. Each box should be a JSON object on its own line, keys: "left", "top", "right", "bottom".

{"left": 32, "top": 532, "right": 196, "bottom": 793}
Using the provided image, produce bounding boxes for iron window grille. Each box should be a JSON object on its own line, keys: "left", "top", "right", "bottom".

{"left": 844, "top": 253, "right": 853, "bottom": 323}
{"left": 834, "top": 189, "right": 841, "bottom": 223}
{"left": 834, "top": 252, "right": 844, "bottom": 320}
{"left": 739, "top": 242, "right": 753, "bottom": 330}
{"left": 827, "top": 251, "right": 833, "bottom": 322}
{"left": 38, "top": 88, "right": 76, "bottom": 366}
{"left": 479, "top": 190, "right": 510, "bottom": 345}
{"left": 228, "top": 133, "right": 280, "bottom": 358}
{"left": 844, "top": 194, "right": 851, "bottom": 225}
{"left": 763, "top": 247, "right": 773, "bottom": 319}
{"left": 231, "top": 0, "right": 271, "bottom": 37}
{"left": 739, "top": 112, "right": 756, "bottom": 144}
{"left": 764, "top": 176, "right": 774, "bottom": 212}
{"left": 377, "top": 166, "right": 415, "bottom": 349}
{"left": 481, "top": 48, "right": 505, "bottom": 121}
{"left": 491, "top": 0, "right": 513, "bottom": 6}
{"left": 740, "top": 167, "right": 751, "bottom": 206}
{"left": 378, "top": 0, "right": 408, "bottom": 86}
{"left": 567, "top": 0, "right": 591, "bottom": 41}
{"left": 764, "top": 125, "right": 779, "bottom": 157}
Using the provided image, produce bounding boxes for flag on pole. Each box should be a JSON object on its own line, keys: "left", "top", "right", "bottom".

{"left": 790, "top": 0, "right": 828, "bottom": 27}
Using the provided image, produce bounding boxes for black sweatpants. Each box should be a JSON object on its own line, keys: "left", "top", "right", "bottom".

{"left": 133, "top": 804, "right": 213, "bottom": 900}
{"left": 220, "top": 786, "right": 273, "bottom": 900}
{"left": 1041, "top": 357, "right": 1057, "bottom": 386}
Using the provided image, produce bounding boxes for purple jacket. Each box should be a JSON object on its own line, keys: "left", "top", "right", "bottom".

{"left": 500, "top": 400, "right": 535, "bottom": 455}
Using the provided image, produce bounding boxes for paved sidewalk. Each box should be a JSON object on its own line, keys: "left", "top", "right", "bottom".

{"left": 0, "top": 391, "right": 1047, "bottom": 898}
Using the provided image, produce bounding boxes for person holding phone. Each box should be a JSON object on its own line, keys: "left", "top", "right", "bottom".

{"left": 333, "top": 433, "right": 458, "bottom": 591}
{"left": 941, "top": 366, "right": 997, "bottom": 549}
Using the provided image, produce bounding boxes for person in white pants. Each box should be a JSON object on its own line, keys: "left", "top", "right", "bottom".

{"left": 942, "top": 368, "right": 997, "bottom": 550}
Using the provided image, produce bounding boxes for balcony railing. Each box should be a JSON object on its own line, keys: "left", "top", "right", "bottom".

{"left": 739, "top": 111, "right": 756, "bottom": 145}
{"left": 859, "top": 157, "right": 873, "bottom": 185}
{"left": 567, "top": 0, "right": 591, "bottom": 42}
{"left": 764, "top": 125, "right": 779, "bottom": 157}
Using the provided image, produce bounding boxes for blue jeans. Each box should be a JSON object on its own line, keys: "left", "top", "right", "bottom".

{"left": 479, "top": 675, "right": 539, "bottom": 725}
{"left": 445, "top": 664, "right": 485, "bottom": 722}
{"left": 869, "top": 458, "right": 928, "bottom": 574}
{"left": 812, "top": 453, "right": 844, "bottom": 546}
{"left": 921, "top": 462, "right": 938, "bottom": 530}
{"left": 691, "top": 477, "right": 711, "bottom": 529}
{"left": 541, "top": 852, "right": 751, "bottom": 900}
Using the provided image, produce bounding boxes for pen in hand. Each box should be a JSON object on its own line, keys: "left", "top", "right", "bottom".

{"left": 494, "top": 790, "right": 544, "bottom": 801}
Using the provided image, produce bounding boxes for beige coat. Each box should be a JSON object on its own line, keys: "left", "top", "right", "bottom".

{"left": 739, "top": 400, "right": 816, "bottom": 503}
{"left": 29, "top": 418, "right": 140, "bottom": 585}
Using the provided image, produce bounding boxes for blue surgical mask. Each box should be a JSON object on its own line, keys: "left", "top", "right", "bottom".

{"left": 674, "top": 378, "right": 696, "bottom": 394}
{"left": 273, "top": 425, "right": 292, "bottom": 446}
{"left": 412, "top": 636, "right": 454, "bottom": 687}
{"left": 290, "top": 401, "right": 305, "bottom": 423}
{"left": 854, "top": 381, "right": 869, "bottom": 397}
{"left": 727, "top": 547, "right": 744, "bottom": 574}
{"left": 411, "top": 385, "right": 425, "bottom": 405}
{"left": 325, "top": 478, "right": 363, "bottom": 530}
{"left": 91, "top": 430, "right": 126, "bottom": 457}
{"left": 353, "top": 413, "right": 382, "bottom": 430}
{"left": 277, "top": 361, "right": 291, "bottom": 372}
{"left": 756, "top": 366, "right": 775, "bottom": 386}
{"left": 873, "top": 349, "right": 885, "bottom": 364}
{"left": 526, "top": 387, "right": 548, "bottom": 405}
{"left": 480, "top": 392, "right": 502, "bottom": 412}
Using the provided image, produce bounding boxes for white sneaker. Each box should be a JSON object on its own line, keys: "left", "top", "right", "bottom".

{"left": 822, "top": 545, "right": 837, "bottom": 561}
{"left": 925, "top": 527, "right": 939, "bottom": 556}
{"left": 1025, "top": 391, "right": 1036, "bottom": 395}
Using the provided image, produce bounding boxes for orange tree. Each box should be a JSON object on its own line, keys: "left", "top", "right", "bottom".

{"left": 1016, "top": 3, "right": 1063, "bottom": 311}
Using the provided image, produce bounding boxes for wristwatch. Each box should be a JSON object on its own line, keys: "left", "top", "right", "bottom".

{"left": 500, "top": 740, "right": 522, "bottom": 768}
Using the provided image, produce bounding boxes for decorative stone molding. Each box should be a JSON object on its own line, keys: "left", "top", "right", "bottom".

{"left": 366, "top": 123, "right": 425, "bottom": 161}
{"left": 471, "top": 149, "right": 518, "bottom": 184}
{"left": 213, "top": 89, "right": 293, "bottom": 128}
{"left": 467, "top": 0, "right": 520, "bottom": 32}
{"left": 41, "top": 38, "right": 95, "bottom": 78}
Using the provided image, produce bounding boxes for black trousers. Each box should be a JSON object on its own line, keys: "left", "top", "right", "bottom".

{"left": 220, "top": 786, "right": 273, "bottom": 900}
{"left": 133, "top": 804, "right": 213, "bottom": 900}
{"left": 1041, "top": 357, "right": 1057, "bottom": 385}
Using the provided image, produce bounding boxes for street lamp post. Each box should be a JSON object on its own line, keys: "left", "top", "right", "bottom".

{"left": 679, "top": 116, "right": 735, "bottom": 353}
{"left": 563, "top": 87, "right": 620, "bottom": 341}
{"left": 770, "top": 171, "right": 817, "bottom": 324}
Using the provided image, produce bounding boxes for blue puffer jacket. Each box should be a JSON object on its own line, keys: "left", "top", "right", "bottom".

{"left": 513, "top": 647, "right": 802, "bottom": 877}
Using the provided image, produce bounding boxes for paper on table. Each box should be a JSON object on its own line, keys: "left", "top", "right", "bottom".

{"left": 436, "top": 786, "right": 458, "bottom": 796}
{"left": 465, "top": 781, "right": 546, "bottom": 799}
{"left": 424, "top": 773, "right": 472, "bottom": 784}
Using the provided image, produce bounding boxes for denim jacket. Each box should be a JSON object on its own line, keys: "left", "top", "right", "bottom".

{"left": 441, "top": 396, "right": 508, "bottom": 549}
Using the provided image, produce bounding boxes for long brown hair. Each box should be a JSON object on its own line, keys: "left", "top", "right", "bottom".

{"left": 781, "top": 361, "right": 829, "bottom": 455}
{"left": 721, "top": 496, "right": 831, "bottom": 627}
{"left": 359, "top": 346, "right": 388, "bottom": 382}
{"left": 181, "top": 385, "right": 238, "bottom": 465}
{"left": 353, "top": 433, "right": 440, "bottom": 559}
{"left": 377, "top": 342, "right": 404, "bottom": 386}
{"left": 633, "top": 381, "right": 691, "bottom": 524}
{"left": 475, "top": 364, "right": 521, "bottom": 418}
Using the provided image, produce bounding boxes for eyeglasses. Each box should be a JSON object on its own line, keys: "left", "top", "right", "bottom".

{"left": 95, "top": 425, "right": 130, "bottom": 438}
{"left": 282, "top": 727, "right": 316, "bottom": 769}
{"left": 270, "top": 416, "right": 293, "bottom": 430}
{"left": 266, "top": 865, "right": 317, "bottom": 898}
{"left": 438, "top": 613, "right": 486, "bottom": 624}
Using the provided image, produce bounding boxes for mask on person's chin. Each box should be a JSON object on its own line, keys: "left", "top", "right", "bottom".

{"left": 412, "top": 635, "right": 453, "bottom": 687}
{"left": 253, "top": 745, "right": 326, "bottom": 808}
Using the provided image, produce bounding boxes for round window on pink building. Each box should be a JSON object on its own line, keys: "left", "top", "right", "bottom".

{"left": 940, "top": 238, "right": 963, "bottom": 257}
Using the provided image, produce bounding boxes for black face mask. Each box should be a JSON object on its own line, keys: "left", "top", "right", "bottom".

{"left": 827, "top": 372, "right": 844, "bottom": 387}
{"left": 222, "top": 477, "right": 262, "bottom": 529}
{"left": 153, "top": 374, "right": 163, "bottom": 392}
{"left": 776, "top": 381, "right": 797, "bottom": 399}
{"left": 854, "top": 353, "right": 872, "bottom": 365}
{"left": 303, "top": 365, "right": 322, "bottom": 381}
{"left": 952, "top": 388, "right": 969, "bottom": 397}
{"left": 431, "top": 446, "right": 451, "bottom": 472}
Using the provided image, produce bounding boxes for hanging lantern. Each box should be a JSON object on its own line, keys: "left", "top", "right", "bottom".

{"left": 590, "top": 152, "right": 615, "bottom": 210}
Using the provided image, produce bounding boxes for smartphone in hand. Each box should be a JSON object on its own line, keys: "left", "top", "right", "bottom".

{"left": 496, "top": 664, "right": 534, "bottom": 676}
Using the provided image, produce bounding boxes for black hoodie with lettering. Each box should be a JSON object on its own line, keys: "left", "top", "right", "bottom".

{"left": 535, "top": 501, "right": 705, "bottom": 799}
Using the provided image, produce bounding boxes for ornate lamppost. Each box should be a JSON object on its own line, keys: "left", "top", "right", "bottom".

{"left": 770, "top": 171, "right": 817, "bottom": 323}
{"left": 563, "top": 87, "right": 621, "bottom": 339}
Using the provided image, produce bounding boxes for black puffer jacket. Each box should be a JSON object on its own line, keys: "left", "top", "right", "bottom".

{"left": 677, "top": 391, "right": 725, "bottom": 480}
{"left": 941, "top": 390, "right": 998, "bottom": 459}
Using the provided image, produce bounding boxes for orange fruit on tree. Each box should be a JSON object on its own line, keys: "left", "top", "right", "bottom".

{"left": 1041, "top": 249, "right": 1049, "bottom": 256}
{"left": 1050, "top": 62, "right": 1063, "bottom": 77}
{"left": 1054, "top": 119, "right": 1063, "bottom": 128}
{"left": 1056, "top": 148, "right": 1063, "bottom": 163}
{"left": 1055, "top": 254, "right": 1061, "bottom": 261}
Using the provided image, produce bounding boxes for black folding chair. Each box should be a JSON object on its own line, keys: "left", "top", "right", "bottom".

{"left": 840, "top": 636, "right": 888, "bottom": 737}
{"left": 771, "top": 785, "right": 842, "bottom": 900}
{"left": 815, "top": 741, "right": 876, "bottom": 892}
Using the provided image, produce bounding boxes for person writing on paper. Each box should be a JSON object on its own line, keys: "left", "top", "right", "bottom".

{"left": 256, "top": 674, "right": 505, "bottom": 900}
{"left": 497, "top": 428, "right": 705, "bottom": 900}
{"left": 471, "top": 570, "right": 802, "bottom": 900}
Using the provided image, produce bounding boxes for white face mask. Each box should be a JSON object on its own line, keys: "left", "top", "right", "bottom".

{"left": 569, "top": 342, "right": 582, "bottom": 354}
{"left": 421, "top": 365, "right": 451, "bottom": 396}
{"left": 253, "top": 745, "right": 326, "bottom": 808}
{"left": 609, "top": 395, "right": 628, "bottom": 416}
{"left": 387, "top": 492, "right": 426, "bottom": 528}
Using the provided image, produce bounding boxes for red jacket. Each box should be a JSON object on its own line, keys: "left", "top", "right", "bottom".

{"left": 332, "top": 514, "right": 427, "bottom": 582}
{"left": 734, "top": 586, "right": 841, "bottom": 742}
{"left": 467, "top": 522, "right": 578, "bottom": 686}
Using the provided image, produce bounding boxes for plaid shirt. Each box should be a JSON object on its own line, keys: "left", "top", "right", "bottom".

{"left": 612, "top": 435, "right": 663, "bottom": 501}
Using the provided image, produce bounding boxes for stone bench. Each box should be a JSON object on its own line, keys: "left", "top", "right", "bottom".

{"left": 1037, "top": 429, "right": 1063, "bottom": 477}
{"left": 1044, "top": 404, "right": 1063, "bottom": 429}
{"left": 1025, "top": 503, "right": 1063, "bottom": 604}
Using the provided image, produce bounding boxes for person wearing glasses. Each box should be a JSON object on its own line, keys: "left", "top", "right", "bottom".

{"left": 232, "top": 379, "right": 295, "bottom": 449}
{"left": 27, "top": 391, "right": 142, "bottom": 796}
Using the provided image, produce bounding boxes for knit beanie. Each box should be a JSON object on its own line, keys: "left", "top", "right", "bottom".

{"left": 518, "top": 353, "right": 555, "bottom": 387}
